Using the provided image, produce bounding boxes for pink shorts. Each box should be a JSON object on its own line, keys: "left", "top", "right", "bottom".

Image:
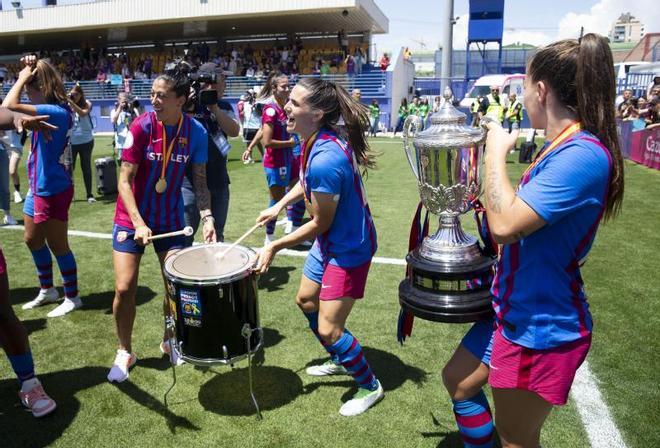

{"left": 28, "top": 187, "right": 74, "bottom": 224}
{"left": 488, "top": 328, "right": 591, "bottom": 405}
{"left": 319, "top": 260, "right": 371, "bottom": 301}
{"left": 0, "top": 248, "right": 6, "bottom": 275}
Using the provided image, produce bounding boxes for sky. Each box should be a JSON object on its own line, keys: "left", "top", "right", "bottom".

{"left": 1, "top": 0, "right": 659, "bottom": 55}
{"left": 372, "top": 0, "right": 660, "bottom": 54}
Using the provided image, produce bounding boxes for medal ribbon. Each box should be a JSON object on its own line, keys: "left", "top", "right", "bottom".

{"left": 158, "top": 115, "right": 184, "bottom": 185}
{"left": 519, "top": 122, "right": 582, "bottom": 184}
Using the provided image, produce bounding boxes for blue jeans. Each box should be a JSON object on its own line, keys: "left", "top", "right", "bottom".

{"left": 369, "top": 117, "right": 379, "bottom": 136}
{"left": 0, "top": 150, "right": 9, "bottom": 211}
{"left": 182, "top": 183, "right": 230, "bottom": 245}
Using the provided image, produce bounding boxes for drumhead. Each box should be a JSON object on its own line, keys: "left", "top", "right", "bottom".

{"left": 165, "top": 243, "right": 257, "bottom": 284}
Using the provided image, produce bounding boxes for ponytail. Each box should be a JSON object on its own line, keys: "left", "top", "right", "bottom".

{"left": 28, "top": 59, "right": 67, "bottom": 105}
{"left": 528, "top": 33, "right": 624, "bottom": 220}
{"left": 258, "top": 72, "right": 287, "bottom": 100}
{"left": 297, "top": 77, "right": 375, "bottom": 172}
{"left": 576, "top": 34, "right": 624, "bottom": 220}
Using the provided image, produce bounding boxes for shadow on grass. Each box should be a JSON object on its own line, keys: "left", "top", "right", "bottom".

{"left": 0, "top": 366, "right": 197, "bottom": 447}
{"left": 198, "top": 365, "right": 302, "bottom": 416}
{"left": 303, "top": 346, "right": 428, "bottom": 399}
{"left": 139, "top": 327, "right": 285, "bottom": 371}
{"left": 10, "top": 286, "right": 158, "bottom": 315}
{"left": 257, "top": 265, "right": 296, "bottom": 292}
{"left": 22, "top": 318, "right": 47, "bottom": 336}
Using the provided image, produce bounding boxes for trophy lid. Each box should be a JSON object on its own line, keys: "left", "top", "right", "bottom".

{"left": 414, "top": 87, "right": 485, "bottom": 147}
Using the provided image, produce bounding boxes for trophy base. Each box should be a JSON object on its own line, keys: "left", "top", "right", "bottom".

{"left": 399, "top": 248, "right": 495, "bottom": 323}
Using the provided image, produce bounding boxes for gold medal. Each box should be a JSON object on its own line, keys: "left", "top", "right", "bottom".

{"left": 155, "top": 115, "right": 184, "bottom": 195}
{"left": 155, "top": 178, "right": 167, "bottom": 193}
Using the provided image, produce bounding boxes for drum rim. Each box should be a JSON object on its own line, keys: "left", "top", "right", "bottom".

{"left": 164, "top": 243, "right": 258, "bottom": 285}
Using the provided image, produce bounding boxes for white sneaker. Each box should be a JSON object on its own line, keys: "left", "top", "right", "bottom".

{"left": 306, "top": 359, "right": 348, "bottom": 376}
{"left": 18, "top": 378, "right": 57, "bottom": 418}
{"left": 22, "top": 288, "right": 60, "bottom": 310}
{"left": 46, "top": 296, "right": 82, "bottom": 317}
{"left": 87, "top": 197, "right": 96, "bottom": 204}
{"left": 264, "top": 233, "right": 276, "bottom": 246}
{"left": 3, "top": 214, "right": 17, "bottom": 225}
{"left": 339, "top": 380, "right": 384, "bottom": 416}
{"left": 107, "top": 350, "right": 137, "bottom": 383}
{"left": 275, "top": 218, "right": 288, "bottom": 227}
{"left": 14, "top": 191, "right": 23, "bottom": 203}
{"left": 160, "top": 339, "right": 185, "bottom": 366}
{"left": 284, "top": 220, "right": 294, "bottom": 235}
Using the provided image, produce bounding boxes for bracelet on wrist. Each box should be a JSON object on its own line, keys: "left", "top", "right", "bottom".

{"left": 202, "top": 215, "right": 215, "bottom": 224}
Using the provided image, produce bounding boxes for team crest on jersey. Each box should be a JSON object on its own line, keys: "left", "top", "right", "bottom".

{"left": 116, "top": 231, "right": 128, "bottom": 243}
{"left": 265, "top": 107, "right": 276, "bottom": 117}
{"left": 178, "top": 137, "right": 188, "bottom": 146}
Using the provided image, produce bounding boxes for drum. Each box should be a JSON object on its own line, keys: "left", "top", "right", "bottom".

{"left": 164, "top": 243, "right": 262, "bottom": 366}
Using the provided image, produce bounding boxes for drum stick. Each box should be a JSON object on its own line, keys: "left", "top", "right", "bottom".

{"left": 145, "top": 226, "right": 194, "bottom": 242}
{"left": 216, "top": 222, "right": 262, "bottom": 260}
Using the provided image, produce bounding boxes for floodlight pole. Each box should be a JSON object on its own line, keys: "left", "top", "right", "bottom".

{"left": 440, "top": 0, "right": 454, "bottom": 93}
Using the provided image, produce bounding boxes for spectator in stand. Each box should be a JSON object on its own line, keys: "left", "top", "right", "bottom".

{"left": 354, "top": 48, "right": 365, "bottom": 75}
{"left": 67, "top": 84, "right": 96, "bottom": 203}
{"left": 320, "top": 60, "right": 331, "bottom": 76}
{"left": 143, "top": 56, "right": 153, "bottom": 79}
{"left": 379, "top": 53, "right": 390, "bottom": 71}
{"left": 246, "top": 65, "right": 255, "bottom": 78}
{"left": 393, "top": 97, "right": 409, "bottom": 137}
{"left": 351, "top": 88, "right": 362, "bottom": 103}
{"left": 615, "top": 88, "right": 632, "bottom": 117}
{"left": 646, "top": 76, "right": 660, "bottom": 101}
{"left": 345, "top": 53, "right": 356, "bottom": 77}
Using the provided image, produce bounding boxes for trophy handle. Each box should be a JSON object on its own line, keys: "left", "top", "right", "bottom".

{"left": 403, "top": 115, "right": 422, "bottom": 180}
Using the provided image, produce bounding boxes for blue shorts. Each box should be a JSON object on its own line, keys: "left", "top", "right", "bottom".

{"left": 264, "top": 166, "right": 290, "bottom": 187}
{"left": 303, "top": 244, "right": 324, "bottom": 284}
{"left": 461, "top": 317, "right": 495, "bottom": 365}
{"left": 112, "top": 224, "right": 185, "bottom": 254}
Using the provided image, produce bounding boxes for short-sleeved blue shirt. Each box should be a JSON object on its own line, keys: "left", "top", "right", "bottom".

{"left": 27, "top": 103, "right": 73, "bottom": 196}
{"left": 304, "top": 130, "right": 377, "bottom": 267}
{"left": 492, "top": 131, "right": 612, "bottom": 349}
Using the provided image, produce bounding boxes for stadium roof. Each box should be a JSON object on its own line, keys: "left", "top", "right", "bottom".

{"left": 0, "top": 0, "right": 388, "bottom": 53}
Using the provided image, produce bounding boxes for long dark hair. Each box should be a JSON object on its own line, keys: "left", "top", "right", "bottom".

{"left": 158, "top": 60, "right": 193, "bottom": 98}
{"left": 71, "top": 83, "right": 88, "bottom": 109}
{"left": 258, "top": 71, "right": 288, "bottom": 101}
{"left": 527, "top": 33, "right": 624, "bottom": 221}
{"left": 297, "top": 77, "right": 375, "bottom": 170}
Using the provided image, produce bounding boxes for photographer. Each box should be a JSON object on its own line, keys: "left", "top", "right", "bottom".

{"left": 182, "top": 62, "right": 240, "bottom": 244}
{"left": 67, "top": 84, "right": 95, "bottom": 203}
{"left": 110, "top": 92, "right": 139, "bottom": 160}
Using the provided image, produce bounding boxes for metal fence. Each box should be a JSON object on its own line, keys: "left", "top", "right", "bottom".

{"left": 1, "top": 72, "right": 388, "bottom": 101}
{"left": 616, "top": 72, "right": 656, "bottom": 97}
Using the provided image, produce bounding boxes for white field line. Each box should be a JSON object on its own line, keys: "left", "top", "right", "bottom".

{"left": 0, "top": 224, "right": 625, "bottom": 447}
{"left": 571, "top": 360, "right": 628, "bottom": 447}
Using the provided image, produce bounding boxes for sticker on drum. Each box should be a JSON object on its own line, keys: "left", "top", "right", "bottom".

{"left": 184, "top": 317, "right": 202, "bottom": 327}
{"left": 164, "top": 243, "right": 257, "bottom": 284}
{"left": 180, "top": 289, "right": 202, "bottom": 317}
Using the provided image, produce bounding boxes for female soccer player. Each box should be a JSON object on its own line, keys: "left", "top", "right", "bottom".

{"left": 257, "top": 73, "right": 295, "bottom": 245}
{"left": 256, "top": 78, "right": 382, "bottom": 416}
{"left": 67, "top": 83, "right": 96, "bottom": 203}
{"left": 2, "top": 55, "right": 82, "bottom": 318}
{"left": 108, "top": 66, "right": 216, "bottom": 383}
{"left": 0, "top": 107, "right": 58, "bottom": 417}
{"left": 441, "top": 33, "right": 624, "bottom": 448}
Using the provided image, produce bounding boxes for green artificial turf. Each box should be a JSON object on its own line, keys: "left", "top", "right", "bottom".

{"left": 0, "top": 136, "right": 656, "bottom": 447}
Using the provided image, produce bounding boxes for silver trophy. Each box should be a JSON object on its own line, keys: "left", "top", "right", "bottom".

{"left": 399, "top": 88, "right": 495, "bottom": 323}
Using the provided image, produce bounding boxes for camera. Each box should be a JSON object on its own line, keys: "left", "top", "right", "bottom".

{"left": 188, "top": 71, "right": 219, "bottom": 109}
{"left": 120, "top": 96, "right": 140, "bottom": 112}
